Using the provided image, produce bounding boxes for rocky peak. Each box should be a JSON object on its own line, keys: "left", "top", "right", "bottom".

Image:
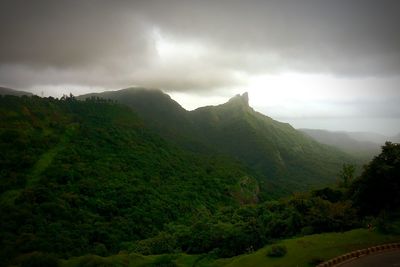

{"left": 228, "top": 92, "right": 249, "bottom": 106}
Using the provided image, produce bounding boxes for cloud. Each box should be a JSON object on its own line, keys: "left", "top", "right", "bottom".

{"left": 0, "top": 0, "right": 399, "bottom": 134}
{"left": 1, "top": 0, "right": 400, "bottom": 92}
{"left": 141, "top": 0, "right": 400, "bottom": 76}
{"left": 0, "top": 0, "right": 152, "bottom": 67}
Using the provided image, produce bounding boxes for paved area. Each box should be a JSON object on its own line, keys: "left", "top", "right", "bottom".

{"left": 338, "top": 250, "right": 400, "bottom": 267}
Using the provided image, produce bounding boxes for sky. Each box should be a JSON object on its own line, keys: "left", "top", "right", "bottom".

{"left": 1, "top": 0, "right": 400, "bottom": 135}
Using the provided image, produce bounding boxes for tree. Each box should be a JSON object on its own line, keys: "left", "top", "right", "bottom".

{"left": 351, "top": 142, "right": 400, "bottom": 216}
{"left": 338, "top": 164, "right": 355, "bottom": 188}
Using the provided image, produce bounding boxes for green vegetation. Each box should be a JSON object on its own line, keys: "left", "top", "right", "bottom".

{"left": 20, "top": 252, "right": 59, "bottom": 267}
{"left": 1, "top": 92, "right": 399, "bottom": 267}
{"left": 350, "top": 142, "right": 400, "bottom": 216}
{"left": 210, "top": 228, "right": 400, "bottom": 267}
{"left": 338, "top": 163, "right": 356, "bottom": 188}
{"left": 80, "top": 88, "right": 355, "bottom": 196}
{"left": 53, "top": 228, "right": 399, "bottom": 267}
{"left": 0, "top": 95, "right": 258, "bottom": 265}
{"left": 266, "top": 245, "right": 287, "bottom": 257}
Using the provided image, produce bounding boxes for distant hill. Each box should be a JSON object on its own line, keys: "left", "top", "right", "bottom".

{"left": 80, "top": 88, "right": 354, "bottom": 196}
{"left": 345, "top": 131, "right": 389, "bottom": 144}
{"left": 0, "top": 86, "right": 33, "bottom": 96}
{"left": 299, "top": 128, "right": 381, "bottom": 160}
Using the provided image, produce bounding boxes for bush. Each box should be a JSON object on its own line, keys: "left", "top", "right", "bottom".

{"left": 151, "top": 255, "right": 177, "bottom": 267}
{"left": 78, "top": 255, "right": 114, "bottom": 267}
{"left": 266, "top": 245, "right": 287, "bottom": 257}
{"left": 376, "top": 212, "right": 400, "bottom": 234}
{"left": 134, "top": 232, "right": 177, "bottom": 255}
{"left": 20, "top": 252, "right": 59, "bottom": 267}
{"left": 92, "top": 243, "right": 108, "bottom": 257}
{"left": 300, "top": 226, "right": 314, "bottom": 236}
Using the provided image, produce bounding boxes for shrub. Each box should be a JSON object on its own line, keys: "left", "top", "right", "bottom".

{"left": 20, "top": 252, "right": 59, "bottom": 267}
{"left": 92, "top": 243, "right": 108, "bottom": 257}
{"left": 151, "top": 255, "right": 177, "bottom": 267}
{"left": 300, "top": 226, "right": 314, "bottom": 236}
{"left": 78, "top": 255, "right": 114, "bottom": 267}
{"left": 266, "top": 245, "right": 287, "bottom": 257}
{"left": 134, "top": 232, "right": 177, "bottom": 255}
{"left": 376, "top": 212, "right": 400, "bottom": 234}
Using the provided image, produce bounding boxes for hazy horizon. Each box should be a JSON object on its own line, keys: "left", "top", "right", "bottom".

{"left": 1, "top": 0, "right": 399, "bottom": 135}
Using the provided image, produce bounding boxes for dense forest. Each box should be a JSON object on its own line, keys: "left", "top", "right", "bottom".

{"left": 80, "top": 88, "right": 356, "bottom": 196}
{"left": 0, "top": 94, "right": 399, "bottom": 267}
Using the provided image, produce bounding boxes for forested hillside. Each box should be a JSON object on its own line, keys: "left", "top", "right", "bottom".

{"left": 0, "top": 95, "right": 259, "bottom": 265}
{"left": 80, "top": 88, "right": 355, "bottom": 195}
{"left": 1, "top": 94, "right": 399, "bottom": 267}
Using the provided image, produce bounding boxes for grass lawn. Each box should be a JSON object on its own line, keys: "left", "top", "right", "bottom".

{"left": 61, "top": 228, "right": 400, "bottom": 267}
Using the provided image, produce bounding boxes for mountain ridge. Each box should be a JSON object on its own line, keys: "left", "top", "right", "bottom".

{"left": 79, "top": 87, "right": 355, "bottom": 195}
{"left": 299, "top": 128, "right": 381, "bottom": 160}
{"left": 0, "top": 88, "right": 373, "bottom": 265}
{"left": 0, "top": 87, "right": 33, "bottom": 96}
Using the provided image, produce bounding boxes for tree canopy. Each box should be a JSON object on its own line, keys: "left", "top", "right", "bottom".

{"left": 351, "top": 142, "right": 400, "bottom": 216}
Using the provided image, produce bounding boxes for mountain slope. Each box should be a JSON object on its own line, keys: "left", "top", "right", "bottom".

{"left": 191, "top": 93, "right": 354, "bottom": 193}
{"left": 0, "top": 95, "right": 258, "bottom": 263}
{"left": 80, "top": 88, "right": 354, "bottom": 195}
{"left": 78, "top": 88, "right": 205, "bottom": 151}
{"left": 0, "top": 86, "right": 33, "bottom": 96}
{"left": 346, "top": 131, "right": 389, "bottom": 144}
{"left": 300, "top": 128, "right": 381, "bottom": 160}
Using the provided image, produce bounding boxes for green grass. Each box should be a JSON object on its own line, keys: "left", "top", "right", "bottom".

{"left": 60, "top": 228, "right": 400, "bottom": 267}
{"left": 208, "top": 229, "right": 400, "bottom": 267}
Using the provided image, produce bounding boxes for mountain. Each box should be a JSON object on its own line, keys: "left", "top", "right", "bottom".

{"left": 345, "top": 131, "right": 389, "bottom": 144}
{"left": 0, "top": 87, "right": 33, "bottom": 96}
{"left": 190, "top": 93, "right": 354, "bottom": 194}
{"left": 300, "top": 128, "right": 381, "bottom": 160}
{"left": 80, "top": 88, "right": 355, "bottom": 195}
{"left": 78, "top": 88, "right": 205, "bottom": 151}
{"left": 0, "top": 92, "right": 368, "bottom": 265}
{"left": 0, "top": 95, "right": 259, "bottom": 263}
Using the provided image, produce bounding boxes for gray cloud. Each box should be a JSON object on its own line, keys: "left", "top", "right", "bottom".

{"left": 1, "top": 0, "right": 399, "bottom": 134}
{"left": 142, "top": 0, "right": 400, "bottom": 76}
{"left": 1, "top": 0, "right": 400, "bottom": 92}
{"left": 0, "top": 0, "right": 151, "bottom": 67}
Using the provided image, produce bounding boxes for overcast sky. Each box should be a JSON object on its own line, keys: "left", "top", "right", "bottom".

{"left": 1, "top": 0, "right": 400, "bottom": 135}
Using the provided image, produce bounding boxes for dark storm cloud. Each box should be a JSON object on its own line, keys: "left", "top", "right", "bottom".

{"left": 0, "top": 0, "right": 151, "bottom": 67}
{"left": 142, "top": 0, "right": 400, "bottom": 76}
{"left": 0, "top": 0, "right": 155, "bottom": 88}
{"left": 0, "top": 0, "right": 400, "bottom": 90}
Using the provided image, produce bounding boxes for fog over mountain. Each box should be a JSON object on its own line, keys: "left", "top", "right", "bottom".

{"left": 0, "top": 87, "right": 32, "bottom": 96}
{"left": 1, "top": 0, "right": 400, "bottom": 135}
